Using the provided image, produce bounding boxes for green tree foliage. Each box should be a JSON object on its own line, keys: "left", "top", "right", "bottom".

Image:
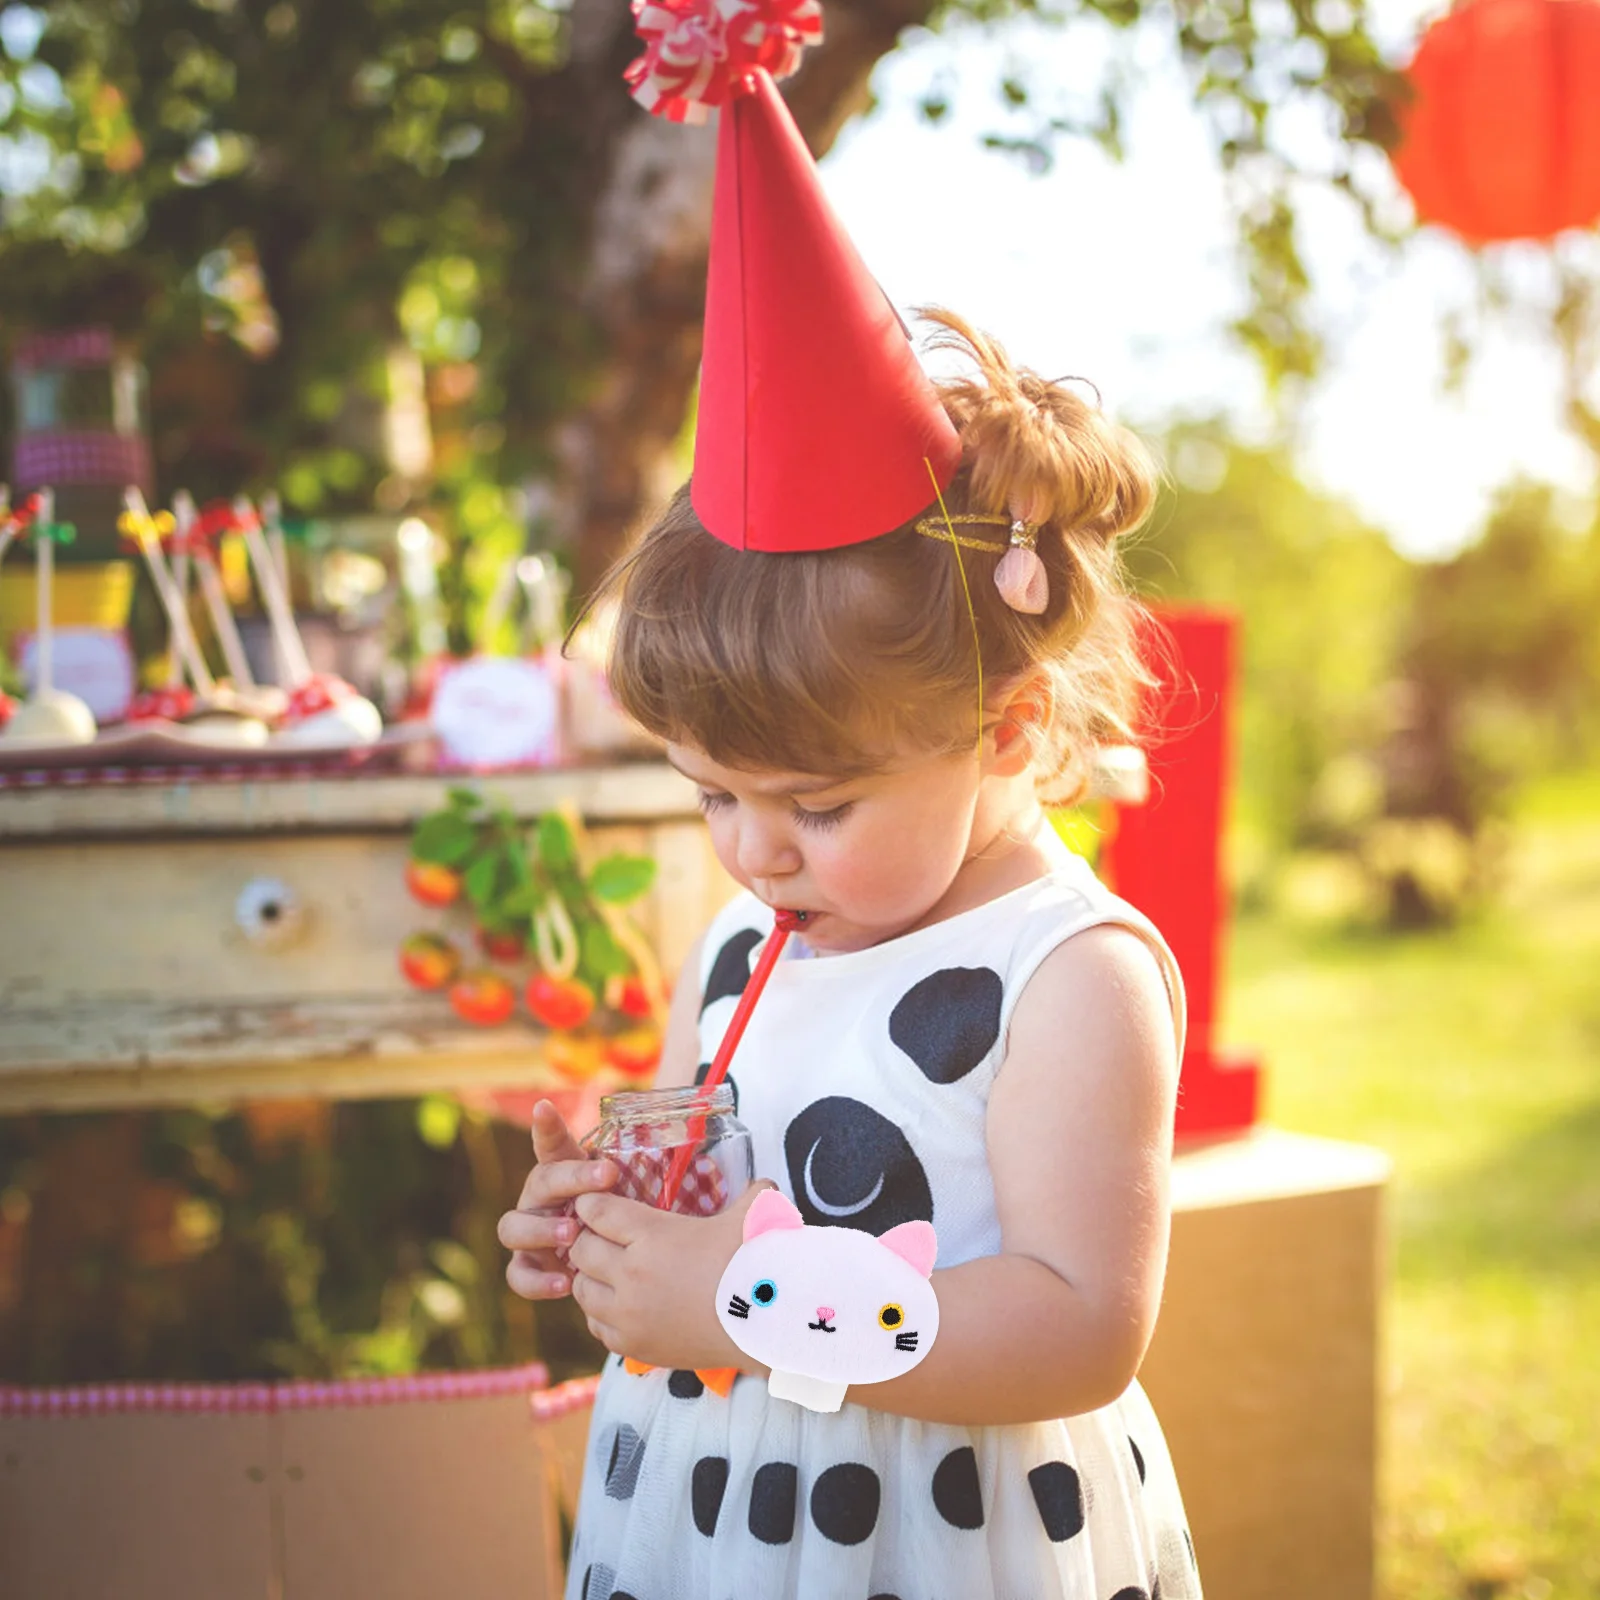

{"left": 1394, "top": 482, "right": 1600, "bottom": 834}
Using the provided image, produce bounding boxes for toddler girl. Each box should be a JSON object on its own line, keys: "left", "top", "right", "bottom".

{"left": 499, "top": 309, "right": 1201, "bottom": 1599}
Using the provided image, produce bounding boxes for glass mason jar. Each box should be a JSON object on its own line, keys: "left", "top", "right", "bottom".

{"left": 579, "top": 1084, "right": 753, "bottom": 1218}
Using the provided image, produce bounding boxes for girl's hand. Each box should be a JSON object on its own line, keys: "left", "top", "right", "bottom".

{"left": 498, "top": 1099, "right": 618, "bottom": 1301}
{"left": 568, "top": 1179, "right": 777, "bottom": 1369}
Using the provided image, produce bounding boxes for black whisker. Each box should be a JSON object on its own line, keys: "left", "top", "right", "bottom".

{"left": 895, "top": 1330, "right": 918, "bottom": 1352}
{"left": 728, "top": 1294, "right": 750, "bottom": 1319}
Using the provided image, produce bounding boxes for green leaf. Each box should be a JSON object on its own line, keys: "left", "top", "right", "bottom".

{"left": 446, "top": 786, "right": 482, "bottom": 811}
{"left": 463, "top": 851, "right": 502, "bottom": 908}
{"left": 580, "top": 920, "right": 632, "bottom": 981}
{"left": 536, "top": 811, "right": 576, "bottom": 872}
{"left": 412, "top": 811, "right": 479, "bottom": 865}
{"left": 587, "top": 853, "right": 657, "bottom": 904}
{"left": 497, "top": 881, "right": 542, "bottom": 918}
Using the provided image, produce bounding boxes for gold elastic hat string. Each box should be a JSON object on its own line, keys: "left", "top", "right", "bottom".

{"left": 922, "top": 457, "right": 987, "bottom": 759}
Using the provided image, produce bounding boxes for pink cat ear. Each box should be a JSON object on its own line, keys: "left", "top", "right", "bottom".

{"left": 743, "top": 1188, "right": 805, "bottom": 1241}
{"left": 878, "top": 1221, "right": 937, "bottom": 1278}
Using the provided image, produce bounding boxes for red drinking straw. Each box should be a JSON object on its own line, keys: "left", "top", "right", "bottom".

{"left": 657, "top": 907, "right": 806, "bottom": 1211}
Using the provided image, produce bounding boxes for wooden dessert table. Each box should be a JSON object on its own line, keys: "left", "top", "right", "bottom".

{"left": 0, "top": 761, "right": 724, "bottom": 1114}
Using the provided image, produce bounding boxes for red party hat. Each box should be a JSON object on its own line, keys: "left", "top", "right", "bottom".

{"left": 692, "top": 71, "right": 961, "bottom": 552}
{"left": 624, "top": 5, "right": 960, "bottom": 553}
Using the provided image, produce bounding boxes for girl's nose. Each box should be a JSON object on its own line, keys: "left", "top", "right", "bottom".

{"left": 735, "top": 817, "right": 801, "bottom": 880}
{"left": 816, "top": 1306, "right": 835, "bottom": 1323}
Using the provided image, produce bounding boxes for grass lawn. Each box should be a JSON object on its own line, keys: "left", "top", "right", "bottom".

{"left": 1224, "top": 769, "right": 1600, "bottom": 1600}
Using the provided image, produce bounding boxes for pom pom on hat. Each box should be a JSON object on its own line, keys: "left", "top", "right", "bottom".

{"left": 626, "top": 0, "right": 823, "bottom": 125}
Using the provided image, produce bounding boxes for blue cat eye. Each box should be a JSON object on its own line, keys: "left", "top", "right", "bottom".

{"left": 751, "top": 1279, "right": 778, "bottom": 1307}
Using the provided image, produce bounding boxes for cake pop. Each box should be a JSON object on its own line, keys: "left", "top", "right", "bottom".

{"left": 230, "top": 496, "right": 382, "bottom": 746}
{"left": 118, "top": 490, "right": 269, "bottom": 746}
{"left": 178, "top": 493, "right": 287, "bottom": 722}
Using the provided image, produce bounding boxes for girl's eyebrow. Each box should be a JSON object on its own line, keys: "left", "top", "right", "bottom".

{"left": 666, "top": 754, "right": 850, "bottom": 798}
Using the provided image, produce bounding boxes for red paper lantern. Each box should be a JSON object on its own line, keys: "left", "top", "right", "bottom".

{"left": 1392, "top": 0, "right": 1600, "bottom": 244}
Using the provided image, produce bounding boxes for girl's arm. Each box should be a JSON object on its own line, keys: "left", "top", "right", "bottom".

{"left": 849, "top": 923, "right": 1179, "bottom": 1426}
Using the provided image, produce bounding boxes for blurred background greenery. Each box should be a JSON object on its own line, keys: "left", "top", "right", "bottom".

{"left": 2, "top": 2, "right": 1598, "bottom": 1597}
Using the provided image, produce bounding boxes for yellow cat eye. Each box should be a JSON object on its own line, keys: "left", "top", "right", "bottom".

{"left": 877, "top": 1303, "right": 904, "bottom": 1330}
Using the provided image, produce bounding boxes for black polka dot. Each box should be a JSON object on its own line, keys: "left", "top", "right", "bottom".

{"left": 701, "top": 929, "right": 763, "bottom": 1012}
{"left": 668, "top": 1369, "right": 705, "bottom": 1399}
{"left": 694, "top": 1060, "right": 738, "bottom": 1115}
{"left": 784, "top": 1096, "right": 933, "bottom": 1233}
{"left": 869, "top": 1595, "right": 904, "bottom": 1600}
{"left": 931, "top": 1445, "right": 985, "bottom": 1529}
{"left": 604, "top": 1424, "right": 645, "bottom": 1499}
{"left": 1109, "top": 1589, "right": 1150, "bottom": 1600}
{"left": 810, "top": 1462, "right": 880, "bottom": 1544}
{"left": 748, "top": 1461, "right": 798, "bottom": 1544}
{"left": 888, "top": 967, "right": 1005, "bottom": 1084}
{"left": 1129, "top": 1435, "right": 1146, "bottom": 1484}
{"left": 580, "top": 1564, "right": 614, "bottom": 1600}
{"left": 1028, "top": 1460, "right": 1085, "bottom": 1542}
{"left": 691, "top": 1455, "right": 728, "bottom": 1536}
{"left": 609, "top": 1592, "right": 640, "bottom": 1600}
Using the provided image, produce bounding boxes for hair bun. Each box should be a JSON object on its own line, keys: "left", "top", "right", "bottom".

{"left": 919, "top": 309, "right": 1156, "bottom": 545}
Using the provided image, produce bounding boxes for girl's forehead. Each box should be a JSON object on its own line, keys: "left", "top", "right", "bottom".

{"left": 666, "top": 743, "right": 854, "bottom": 794}
{"left": 666, "top": 742, "right": 953, "bottom": 794}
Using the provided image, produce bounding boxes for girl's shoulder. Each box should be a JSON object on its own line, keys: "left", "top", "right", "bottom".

{"left": 1002, "top": 843, "right": 1187, "bottom": 1059}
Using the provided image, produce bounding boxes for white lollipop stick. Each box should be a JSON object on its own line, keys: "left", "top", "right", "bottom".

{"left": 34, "top": 490, "right": 54, "bottom": 694}
{"left": 121, "top": 488, "right": 215, "bottom": 694}
{"left": 175, "top": 492, "right": 256, "bottom": 688}
{"left": 237, "top": 496, "right": 312, "bottom": 686}
{"left": 166, "top": 538, "right": 190, "bottom": 688}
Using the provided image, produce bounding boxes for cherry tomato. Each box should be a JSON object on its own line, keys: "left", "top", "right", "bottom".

{"left": 525, "top": 973, "right": 597, "bottom": 1031}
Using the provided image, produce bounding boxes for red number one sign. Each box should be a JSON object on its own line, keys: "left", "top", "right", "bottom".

{"left": 1104, "top": 607, "right": 1261, "bottom": 1141}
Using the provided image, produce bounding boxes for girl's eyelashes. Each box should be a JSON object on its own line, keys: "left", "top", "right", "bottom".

{"left": 694, "top": 790, "right": 854, "bottom": 830}
{"left": 792, "top": 802, "right": 854, "bottom": 831}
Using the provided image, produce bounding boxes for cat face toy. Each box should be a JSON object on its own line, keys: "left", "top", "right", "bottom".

{"left": 715, "top": 1189, "right": 940, "bottom": 1413}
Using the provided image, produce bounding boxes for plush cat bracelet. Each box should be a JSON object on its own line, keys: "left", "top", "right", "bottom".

{"left": 715, "top": 1189, "right": 940, "bottom": 1413}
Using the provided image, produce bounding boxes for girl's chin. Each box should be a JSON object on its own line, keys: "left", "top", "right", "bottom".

{"left": 791, "top": 913, "right": 903, "bottom": 955}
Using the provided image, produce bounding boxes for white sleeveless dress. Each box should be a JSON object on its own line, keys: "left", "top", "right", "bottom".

{"left": 565, "top": 835, "right": 1202, "bottom": 1600}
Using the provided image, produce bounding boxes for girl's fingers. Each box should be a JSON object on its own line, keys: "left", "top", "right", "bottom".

{"left": 505, "top": 1250, "right": 571, "bottom": 1301}
{"left": 530, "top": 1099, "right": 588, "bottom": 1165}
{"left": 497, "top": 1207, "right": 579, "bottom": 1256}
{"left": 516, "top": 1156, "right": 618, "bottom": 1212}
{"left": 564, "top": 1225, "right": 624, "bottom": 1283}
{"left": 570, "top": 1269, "right": 616, "bottom": 1320}
{"left": 584, "top": 1316, "right": 622, "bottom": 1354}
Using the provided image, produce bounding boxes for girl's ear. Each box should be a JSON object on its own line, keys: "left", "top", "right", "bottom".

{"left": 985, "top": 673, "right": 1053, "bottom": 778}
{"left": 744, "top": 1188, "right": 805, "bottom": 1241}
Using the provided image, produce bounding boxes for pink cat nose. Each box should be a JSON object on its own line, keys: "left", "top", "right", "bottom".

{"left": 816, "top": 1306, "right": 835, "bottom": 1323}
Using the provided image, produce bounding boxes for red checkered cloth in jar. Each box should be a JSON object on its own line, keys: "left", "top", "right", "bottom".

{"left": 607, "top": 1142, "right": 730, "bottom": 1217}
